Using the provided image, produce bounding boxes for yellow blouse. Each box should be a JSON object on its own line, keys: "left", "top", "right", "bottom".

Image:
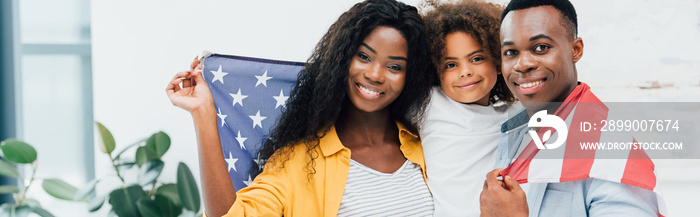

{"left": 224, "top": 122, "right": 427, "bottom": 217}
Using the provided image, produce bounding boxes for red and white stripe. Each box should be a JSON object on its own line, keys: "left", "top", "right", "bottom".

{"left": 501, "top": 83, "right": 667, "bottom": 216}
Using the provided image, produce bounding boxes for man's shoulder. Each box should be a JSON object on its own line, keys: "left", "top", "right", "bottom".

{"left": 500, "top": 107, "right": 529, "bottom": 133}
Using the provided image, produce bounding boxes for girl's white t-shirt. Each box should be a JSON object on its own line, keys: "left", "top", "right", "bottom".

{"left": 420, "top": 87, "right": 521, "bottom": 217}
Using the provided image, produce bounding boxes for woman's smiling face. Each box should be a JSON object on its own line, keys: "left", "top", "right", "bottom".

{"left": 346, "top": 26, "right": 408, "bottom": 113}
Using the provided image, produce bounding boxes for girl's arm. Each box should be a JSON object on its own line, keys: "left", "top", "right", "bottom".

{"left": 166, "top": 57, "right": 237, "bottom": 216}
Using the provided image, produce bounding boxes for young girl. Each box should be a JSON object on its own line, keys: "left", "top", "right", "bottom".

{"left": 166, "top": 0, "right": 435, "bottom": 216}
{"left": 420, "top": 1, "right": 518, "bottom": 216}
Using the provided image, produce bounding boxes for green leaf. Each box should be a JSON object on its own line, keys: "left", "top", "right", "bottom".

{"left": 0, "top": 185, "right": 19, "bottom": 194}
{"left": 0, "top": 160, "right": 19, "bottom": 178}
{"left": 74, "top": 179, "right": 100, "bottom": 201}
{"left": 0, "top": 204, "right": 13, "bottom": 216}
{"left": 29, "top": 206, "right": 54, "bottom": 217}
{"left": 117, "top": 161, "right": 136, "bottom": 170}
{"left": 135, "top": 146, "right": 159, "bottom": 167}
{"left": 136, "top": 197, "right": 160, "bottom": 217}
{"left": 21, "top": 198, "right": 41, "bottom": 208}
{"left": 15, "top": 205, "right": 31, "bottom": 217}
{"left": 138, "top": 160, "right": 164, "bottom": 186}
{"left": 156, "top": 183, "right": 182, "bottom": 208}
{"left": 108, "top": 185, "right": 145, "bottom": 217}
{"left": 22, "top": 200, "right": 53, "bottom": 217}
{"left": 178, "top": 211, "right": 195, "bottom": 217}
{"left": 0, "top": 204, "right": 31, "bottom": 217}
{"left": 42, "top": 179, "right": 78, "bottom": 201}
{"left": 177, "top": 162, "right": 200, "bottom": 213}
{"left": 113, "top": 138, "right": 147, "bottom": 160}
{"left": 154, "top": 193, "right": 181, "bottom": 217}
{"left": 88, "top": 194, "right": 106, "bottom": 212}
{"left": 145, "top": 132, "right": 170, "bottom": 158}
{"left": 96, "top": 122, "right": 116, "bottom": 154}
{"left": 136, "top": 195, "right": 181, "bottom": 217}
{"left": 0, "top": 139, "right": 37, "bottom": 164}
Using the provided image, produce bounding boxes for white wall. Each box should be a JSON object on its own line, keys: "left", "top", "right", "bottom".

{"left": 91, "top": 0, "right": 700, "bottom": 216}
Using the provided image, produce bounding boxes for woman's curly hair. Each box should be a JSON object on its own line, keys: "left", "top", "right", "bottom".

{"left": 423, "top": 0, "right": 515, "bottom": 104}
{"left": 252, "top": 0, "right": 435, "bottom": 177}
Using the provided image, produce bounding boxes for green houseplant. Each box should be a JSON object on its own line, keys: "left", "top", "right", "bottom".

{"left": 42, "top": 122, "right": 203, "bottom": 217}
{"left": 0, "top": 139, "right": 54, "bottom": 217}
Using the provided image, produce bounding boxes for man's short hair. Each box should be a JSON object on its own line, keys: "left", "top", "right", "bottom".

{"left": 500, "top": 0, "right": 578, "bottom": 39}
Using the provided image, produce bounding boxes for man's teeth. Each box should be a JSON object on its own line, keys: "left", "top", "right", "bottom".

{"left": 519, "top": 80, "right": 543, "bottom": 88}
{"left": 359, "top": 85, "right": 380, "bottom": 95}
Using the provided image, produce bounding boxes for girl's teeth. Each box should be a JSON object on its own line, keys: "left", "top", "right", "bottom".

{"left": 520, "top": 80, "right": 543, "bottom": 88}
{"left": 359, "top": 85, "right": 379, "bottom": 95}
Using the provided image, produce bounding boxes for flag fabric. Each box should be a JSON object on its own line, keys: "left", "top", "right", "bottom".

{"left": 500, "top": 83, "right": 667, "bottom": 216}
{"left": 199, "top": 54, "right": 667, "bottom": 215}
{"left": 201, "top": 53, "right": 304, "bottom": 192}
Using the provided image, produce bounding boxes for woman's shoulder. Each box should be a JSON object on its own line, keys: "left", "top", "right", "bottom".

{"left": 266, "top": 142, "right": 314, "bottom": 167}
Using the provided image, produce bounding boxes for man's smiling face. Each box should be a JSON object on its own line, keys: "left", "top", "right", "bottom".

{"left": 500, "top": 5, "right": 583, "bottom": 110}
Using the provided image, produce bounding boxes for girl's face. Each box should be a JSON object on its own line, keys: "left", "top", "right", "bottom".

{"left": 440, "top": 31, "right": 499, "bottom": 106}
{"left": 346, "top": 26, "right": 408, "bottom": 113}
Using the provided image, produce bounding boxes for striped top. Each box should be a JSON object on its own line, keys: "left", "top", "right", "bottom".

{"left": 337, "top": 159, "right": 434, "bottom": 217}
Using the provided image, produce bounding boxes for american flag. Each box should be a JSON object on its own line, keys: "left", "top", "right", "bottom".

{"left": 501, "top": 83, "right": 667, "bottom": 216}
{"left": 201, "top": 53, "right": 304, "bottom": 191}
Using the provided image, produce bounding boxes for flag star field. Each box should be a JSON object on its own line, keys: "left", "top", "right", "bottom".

{"left": 202, "top": 54, "right": 304, "bottom": 191}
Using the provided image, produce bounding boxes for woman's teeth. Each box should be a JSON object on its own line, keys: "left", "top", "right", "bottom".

{"left": 359, "top": 85, "right": 380, "bottom": 95}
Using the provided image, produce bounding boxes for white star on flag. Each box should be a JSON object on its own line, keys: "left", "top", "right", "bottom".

{"left": 225, "top": 151, "right": 238, "bottom": 172}
{"left": 211, "top": 65, "right": 228, "bottom": 84}
{"left": 217, "top": 107, "right": 227, "bottom": 127}
{"left": 200, "top": 54, "right": 305, "bottom": 192}
{"left": 249, "top": 110, "right": 267, "bottom": 129}
{"left": 243, "top": 175, "right": 253, "bottom": 186}
{"left": 273, "top": 89, "right": 289, "bottom": 109}
{"left": 255, "top": 70, "right": 273, "bottom": 87}
{"left": 230, "top": 88, "right": 248, "bottom": 107}
{"left": 235, "top": 131, "right": 247, "bottom": 150}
